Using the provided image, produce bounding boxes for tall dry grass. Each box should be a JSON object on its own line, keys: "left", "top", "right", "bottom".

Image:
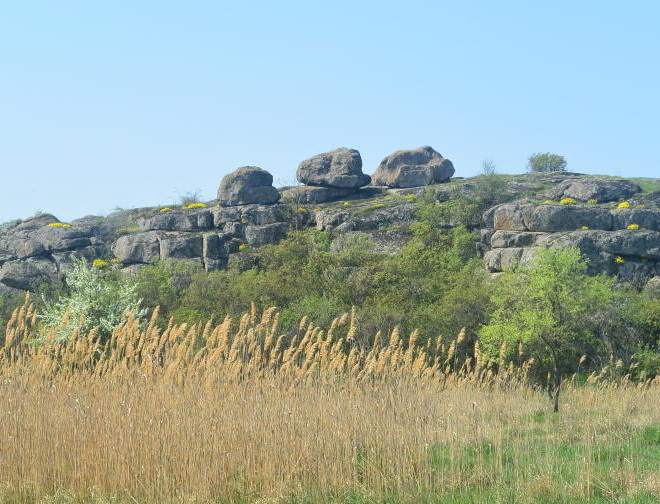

{"left": 1, "top": 297, "right": 660, "bottom": 503}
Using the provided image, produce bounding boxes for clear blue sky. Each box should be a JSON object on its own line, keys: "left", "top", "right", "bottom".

{"left": 1, "top": 1, "right": 658, "bottom": 223}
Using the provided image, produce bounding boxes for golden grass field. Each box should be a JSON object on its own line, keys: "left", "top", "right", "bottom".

{"left": 1, "top": 298, "right": 660, "bottom": 503}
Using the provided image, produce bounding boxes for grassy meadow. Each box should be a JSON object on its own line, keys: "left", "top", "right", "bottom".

{"left": 1, "top": 298, "right": 660, "bottom": 503}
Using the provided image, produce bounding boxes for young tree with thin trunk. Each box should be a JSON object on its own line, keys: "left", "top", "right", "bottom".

{"left": 480, "top": 247, "right": 615, "bottom": 412}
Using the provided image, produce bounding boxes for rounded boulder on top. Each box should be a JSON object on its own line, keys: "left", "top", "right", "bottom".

{"left": 371, "top": 146, "right": 455, "bottom": 188}
{"left": 217, "top": 166, "right": 281, "bottom": 207}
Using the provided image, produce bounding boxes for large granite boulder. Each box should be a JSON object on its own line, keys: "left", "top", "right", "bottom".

{"left": 546, "top": 178, "right": 642, "bottom": 203}
{"left": 296, "top": 148, "right": 370, "bottom": 189}
{"left": 371, "top": 146, "right": 454, "bottom": 188}
{"left": 218, "top": 166, "right": 281, "bottom": 207}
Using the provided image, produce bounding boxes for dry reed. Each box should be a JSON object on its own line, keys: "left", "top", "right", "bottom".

{"left": 1, "top": 296, "right": 660, "bottom": 503}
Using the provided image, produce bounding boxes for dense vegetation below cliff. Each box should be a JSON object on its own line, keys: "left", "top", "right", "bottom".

{"left": 2, "top": 170, "right": 660, "bottom": 382}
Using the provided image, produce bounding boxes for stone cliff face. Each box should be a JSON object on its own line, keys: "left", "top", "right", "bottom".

{"left": 479, "top": 177, "right": 660, "bottom": 285}
{"left": 1, "top": 149, "right": 658, "bottom": 293}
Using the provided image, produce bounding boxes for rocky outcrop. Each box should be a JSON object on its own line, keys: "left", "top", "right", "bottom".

{"left": 1, "top": 171, "right": 658, "bottom": 294}
{"left": 481, "top": 200, "right": 660, "bottom": 284}
{"left": 218, "top": 166, "right": 281, "bottom": 207}
{"left": 372, "top": 146, "right": 454, "bottom": 188}
{"left": 111, "top": 203, "right": 291, "bottom": 272}
{"left": 545, "top": 178, "right": 642, "bottom": 203}
{"left": 296, "top": 148, "right": 370, "bottom": 189}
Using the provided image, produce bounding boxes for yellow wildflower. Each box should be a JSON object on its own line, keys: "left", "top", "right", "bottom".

{"left": 543, "top": 200, "right": 554, "bottom": 205}
{"left": 372, "top": 203, "right": 385, "bottom": 209}
{"left": 614, "top": 256, "right": 625, "bottom": 264}
{"left": 560, "top": 197, "right": 575, "bottom": 205}
{"left": 238, "top": 243, "right": 247, "bottom": 252}
{"left": 626, "top": 223, "right": 639, "bottom": 230}
{"left": 587, "top": 199, "right": 597, "bottom": 204}
{"left": 185, "top": 203, "right": 207, "bottom": 209}
{"left": 635, "top": 204, "right": 645, "bottom": 209}
{"left": 47, "top": 222, "right": 72, "bottom": 228}
{"left": 342, "top": 201, "right": 351, "bottom": 207}
{"left": 93, "top": 259, "right": 108, "bottom": 268}
{"left": 616, "top": 201, "right": 631, "bottom": 209}
{"left": 580, "top": 226, "right": 589, "bottom": 231}
{"left": 160, "top": 207, "right": 172, "bottom": 213}
{"left": 297, "top": 207, "right": 307, "bottom": 214}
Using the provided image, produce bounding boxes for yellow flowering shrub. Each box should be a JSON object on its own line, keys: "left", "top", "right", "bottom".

{"left": 238, "top": 243, "right": 247, "bottom": 252}
{"left": 626, "top": 223, "right": 639, "bottom": 230}
{"left": 616, "top": 201, "right": 630, "bottom": 209}
{"left": 372, "top": 203, "right": 385, "bottom": 209}
{"left": 635, "top": 204, "right": 645, "bottom": 209}
{"left": 342, "top": 201, "right": 351, "bottom": 207}
{"left": 587, "top": 199, "right": 597, "bottom": 204}
{"left": 93, "top": 259, "right": 108, "bottom": 268}
{"left": 615, "top": 256, "right": 625, "bottom": 264}
{"left": 297, "top": 207, "right": 307, "bottom": 214}
{"left": 160, "top": 207, "right": 172, "bottom": 213}
{"left": 47, "top": 222, "right": 72, "bottom": 228}
{"left": 185, "top": 203, "right": 207, "bottom": 209}
{"left": 405, "top": 194, "right": 415, "bottom": 201}
{"left": 543, "top": 200, "right": 554, "bottom": 205}
{"left": 560, "top": 197, "right": 576, "bottom": 205}
{"left": 580, "top": 226, "right": 589, "bottom": 231}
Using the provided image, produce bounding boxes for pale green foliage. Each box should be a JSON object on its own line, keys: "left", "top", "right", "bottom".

{"left": 527, "top": 152, "right": 567, "bottom": 172}
{"left": 40, "top": 257, "right": 146, "bottom": 341}
{"left": 480, "top": 247, "right": 616, "bottom": 410}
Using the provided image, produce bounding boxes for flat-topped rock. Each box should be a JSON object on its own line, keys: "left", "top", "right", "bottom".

{"left": 546, "top": 178, "right": 642, "bottom": 203}
{"left": 371, "top": 146, "right": 455, "bottom": 188}
{"left": 218, "top": 166, "right": 281, "bottom": 207}
{"left": 296, "top": 148, "right": 370, "bottom": 189}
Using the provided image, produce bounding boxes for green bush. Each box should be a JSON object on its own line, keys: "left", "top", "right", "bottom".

{"left": 39, "top": 257, "right": 146, "bottom": 342}
{"left": 527, "top": 152, "right": 567, "bottom": 173}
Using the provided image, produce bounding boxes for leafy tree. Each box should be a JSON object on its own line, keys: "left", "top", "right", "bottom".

{"left": 527, "top": 152, "right": 567, "bottom": 173}
{"left": 480, "top": 247, "right": 616, "bottom": 412}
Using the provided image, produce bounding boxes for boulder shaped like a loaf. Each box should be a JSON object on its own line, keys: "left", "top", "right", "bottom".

{"left": 372, "top": 146, "right": 455, "bottom": 188}
{"left": 296, "top": 148, "right": 370, "bottom": 188}
{"left": 218, "top": 166, "right": 281, "bottom": 207}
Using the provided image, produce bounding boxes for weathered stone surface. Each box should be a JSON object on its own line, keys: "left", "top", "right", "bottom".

{"left": 297, "top": 148, "right": 370, "bottom": 188}
{"left": 493, "top": 204, "right": 613, "bottom": 232}
{"left": 490, "top": 230, "right": 547, "bottom": 249}
{"left": 158, "top": 232, "right": 203, "bottom": 259}
{"left": 281, "top": 185, "right": 359, "bottom": 204}
{"left": 372, "top": 146, "right": 455, "bottom": 188}
{"left": 11, "top": 214, "right": 60, "bottom": 232}
{"left": 244, "top": 223, "right": 289, "bottom": 247}
{"left": 211, "top": 206, "right": 243, "bottom": 226}
{"left": 611, "top": 208, "right": 660, "bottom": 231}
{"left": 218, "top": 166, "right": 281, "bottom": 206}
{"left": 546, "top": 178, "right": 642, "bottom": 202}
{"left": 315, "top": 203, "right": 416, "bottom": 232}
{"left": 202, "top": 233, "right": 223, "bottom": 259}
{"left": 137, "top": 210, "right": 213, "bottom": 232}
{"left": 0, "top": 258, "right": 58, "bottom": 290}
{"left": 240, "top": 204, "right": 289, "bottom": 225}
{"left": 112, "top": 232, "right": 160, "bottom": 264}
